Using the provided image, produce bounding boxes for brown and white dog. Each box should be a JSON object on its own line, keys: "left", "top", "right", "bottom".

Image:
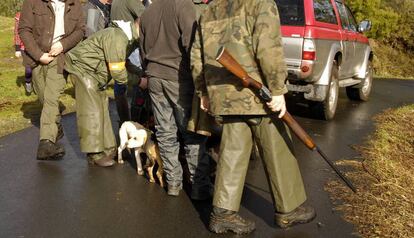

{"left": 118, "top": 121, "right": 164, "bottom": 187}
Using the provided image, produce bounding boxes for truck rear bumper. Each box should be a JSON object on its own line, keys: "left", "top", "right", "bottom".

{"left": 287, "top": 83, "right": 328, "bottom": 102}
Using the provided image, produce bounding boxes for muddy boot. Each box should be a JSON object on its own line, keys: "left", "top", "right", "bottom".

{"left": 104, "top": 147, "right": 116, "bottom": 158}
{"left": 36, "top": 139, "right": 65, "bottom": 160}
{"left": 275, "top": 205, "right": 316, "bottom": 229}
{"left": 115, "top": 94, "right": 130, "bottom": 124}
{"left": 87, "top": 152, "right": 115, "bottom": 167}
{"left": 209, "top": 206, "right": 256, "bottom": 234}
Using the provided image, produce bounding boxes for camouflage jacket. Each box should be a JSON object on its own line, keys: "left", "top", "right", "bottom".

{"left": 191, "top": 0, "right": 288, "bottom": 115}
{"left": 192, "top": 0, "right": 210, "bottom": 19}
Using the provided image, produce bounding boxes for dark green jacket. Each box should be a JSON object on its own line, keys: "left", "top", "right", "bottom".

{"left": 111, "top": 0, "right": 145, "bottom": 22}
{"left": 65, "top": 21, "right": 140, "bottom": 88}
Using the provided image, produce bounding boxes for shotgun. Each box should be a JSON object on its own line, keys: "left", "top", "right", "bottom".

{"left": 216, "top": 46, "right": 357, "bottom": 193}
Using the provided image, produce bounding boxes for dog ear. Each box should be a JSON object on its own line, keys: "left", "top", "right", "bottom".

{"left": 127, "top": 129, "right": 147, "bottom": 148}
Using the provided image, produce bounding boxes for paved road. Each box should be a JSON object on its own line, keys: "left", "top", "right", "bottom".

{"left": 0, "top": 79, "right": 413, "bottom": 238}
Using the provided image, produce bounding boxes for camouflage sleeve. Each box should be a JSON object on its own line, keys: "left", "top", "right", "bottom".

{"left": 191, "top": 24, "right": 208, "bottom": 97}
{"left": 252, "top": 0, "right": 288, "bottom": 96}
{"left": 103, "top": 33, "right": 128, "bottom": 84}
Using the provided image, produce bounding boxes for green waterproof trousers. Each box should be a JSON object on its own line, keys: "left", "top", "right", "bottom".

{"left": 71, "top": 74, "right": 116, "bottom": 153}
{"left": 32, "top": 59, "right": 66, "bottom": 142}
{"left": 213, "top": 116, "right": 307, "bottom": 213}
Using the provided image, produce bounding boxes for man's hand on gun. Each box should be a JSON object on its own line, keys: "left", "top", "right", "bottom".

{"left": 266, "top": 95, "right": 286, "bottom": 118}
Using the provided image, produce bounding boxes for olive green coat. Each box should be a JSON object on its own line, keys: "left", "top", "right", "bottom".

{"left": 65, "top": 22, "right": 140, "bottom": 88}
{"left": 191, "top": 0, "right": 288, "bottom": 115}
{"left": 64, "top": 22, "right": 140, "bottom": 153}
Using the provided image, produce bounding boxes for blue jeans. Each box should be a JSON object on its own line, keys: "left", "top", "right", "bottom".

{"left": 148, "top": 77, "right": 211, "bottom": 190}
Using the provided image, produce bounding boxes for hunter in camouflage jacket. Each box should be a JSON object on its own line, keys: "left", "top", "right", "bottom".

{"left": 191, "top": 0, "right": 288, "bottom": 116}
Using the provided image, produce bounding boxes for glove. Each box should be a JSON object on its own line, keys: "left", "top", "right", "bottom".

{"left": 15, "top": 51, "right": 22, "bottom": 58}
{"left": 266, "top": 95, "right": 287, "bottom": 118}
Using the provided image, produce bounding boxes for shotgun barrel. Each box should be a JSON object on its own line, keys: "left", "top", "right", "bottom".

{"left": 216, "top": 46, "right": 357, "bottom": 193}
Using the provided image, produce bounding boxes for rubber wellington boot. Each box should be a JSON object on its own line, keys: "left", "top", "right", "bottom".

{"left": 275, "top": 205, "right": 316, "bottom": 228}
{"left": 115, "top": 94, "right": 131, "bottom": 124}
{"left": 36, "top": 139, "right": 65, "bottom": 160}
{"left": 87, "top": 152, "right": 115, "bottom": 167}
{"left": 209, "top": 207, "right": 255, "bottom": 234}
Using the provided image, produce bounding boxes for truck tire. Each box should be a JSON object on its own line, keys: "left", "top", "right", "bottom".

{"left": 313, "top": 61, "right": 339, "bottom": 120}
{"left": 346, "top": 61, "right": 373, "bottom": 101}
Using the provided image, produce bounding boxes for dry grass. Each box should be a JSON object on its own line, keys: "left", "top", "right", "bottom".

{"left": 371, "top": 39, "right": 414, "bottom": 80}
{"left": 325, "top": 104, "right": 414, "bottom": 238}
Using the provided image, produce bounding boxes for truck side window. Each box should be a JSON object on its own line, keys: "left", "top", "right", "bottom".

{"left": 274, "top": 0, "right": 305, "bottom": 26}
{"left": 345, "top": 6, "right": 358, "bottom": 32}
{"left": 313, "top": 0, "right": 337, "bottom": 24}
{"left": 335, "top": 1, "right": 350, "bottom": 30}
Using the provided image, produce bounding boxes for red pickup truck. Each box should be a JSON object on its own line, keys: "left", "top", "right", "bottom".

{"left": 275, "top": 0, "right": 373, "bottom": 120}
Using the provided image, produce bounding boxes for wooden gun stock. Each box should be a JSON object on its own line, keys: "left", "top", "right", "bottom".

{"left": 216, "top": 46, "right": 356, "bottom": 193}
{"left": 216, "top": 47, "right": 263, "bottom": 90}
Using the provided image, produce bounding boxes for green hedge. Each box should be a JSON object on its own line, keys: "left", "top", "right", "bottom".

{"left": 0, "top": 0, "right": 23, "bottom": 17}
{"left": 347, "top": 0, "right": 414, "bottom": 52}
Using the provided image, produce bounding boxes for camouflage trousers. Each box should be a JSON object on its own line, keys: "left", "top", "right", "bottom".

{"left": 213, "top": 115, "right": 307, "bottom": 213}
{"left": 32, "top": 59, "right": 66, "bottom": 142}
{"left": 148, "top": 77, "right": 211, "bottom": 190}
{"left": 70, "top": 74, "right": 116, "bottom": 153}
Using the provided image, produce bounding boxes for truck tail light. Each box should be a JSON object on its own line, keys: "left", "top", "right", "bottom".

{"left": 302, "top": 39, "right": 316, "bottom": 61}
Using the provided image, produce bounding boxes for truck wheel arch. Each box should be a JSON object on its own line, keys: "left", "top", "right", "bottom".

{"left": 314, "top": 43, "right": 342, "bottom": 86}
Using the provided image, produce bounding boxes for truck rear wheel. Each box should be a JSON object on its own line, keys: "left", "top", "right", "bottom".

{"left": 346, "top": 61, "right": 373, "bottom": 101}
{"left": 313, "top": 61, "right": 339, "bottom": 120}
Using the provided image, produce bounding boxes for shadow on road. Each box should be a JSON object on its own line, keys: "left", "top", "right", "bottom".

{"left": 20, "top": 100, "right": 67, "bottom": 128}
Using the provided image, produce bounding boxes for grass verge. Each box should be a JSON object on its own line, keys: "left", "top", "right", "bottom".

{"left": 325, "top": 104, "right": 414, "bottom": 238}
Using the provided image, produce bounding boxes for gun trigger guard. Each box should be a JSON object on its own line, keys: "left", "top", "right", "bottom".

{"left": 258, "top": 86, "right": 272, "bottom": 102}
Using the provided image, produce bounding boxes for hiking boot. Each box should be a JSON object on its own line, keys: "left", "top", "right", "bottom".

{"left": 275, "top": 205, "right": 316, "bottom": 229}
{"left": 56, "top": 124, "right": 64, "bottom": 141}
{"left": 167, "top": 184, "right": 182, "bottom": 196}
{"left": 36, "top": 139, "right": 65, "bottom": 160}
{"left": 87, "top": 152, "right": 115, "bottom": 167}
{"left": 209, "top": 207, "right": 256, "bottom": 234}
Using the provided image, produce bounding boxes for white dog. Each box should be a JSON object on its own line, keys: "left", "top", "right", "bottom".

{"left": 118, "top": 121, "right": 164, "bottom": 187}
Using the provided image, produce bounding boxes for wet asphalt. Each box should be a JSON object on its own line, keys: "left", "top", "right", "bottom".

{"left": 0, "top": 79, "right": 413, "bottom": 238}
